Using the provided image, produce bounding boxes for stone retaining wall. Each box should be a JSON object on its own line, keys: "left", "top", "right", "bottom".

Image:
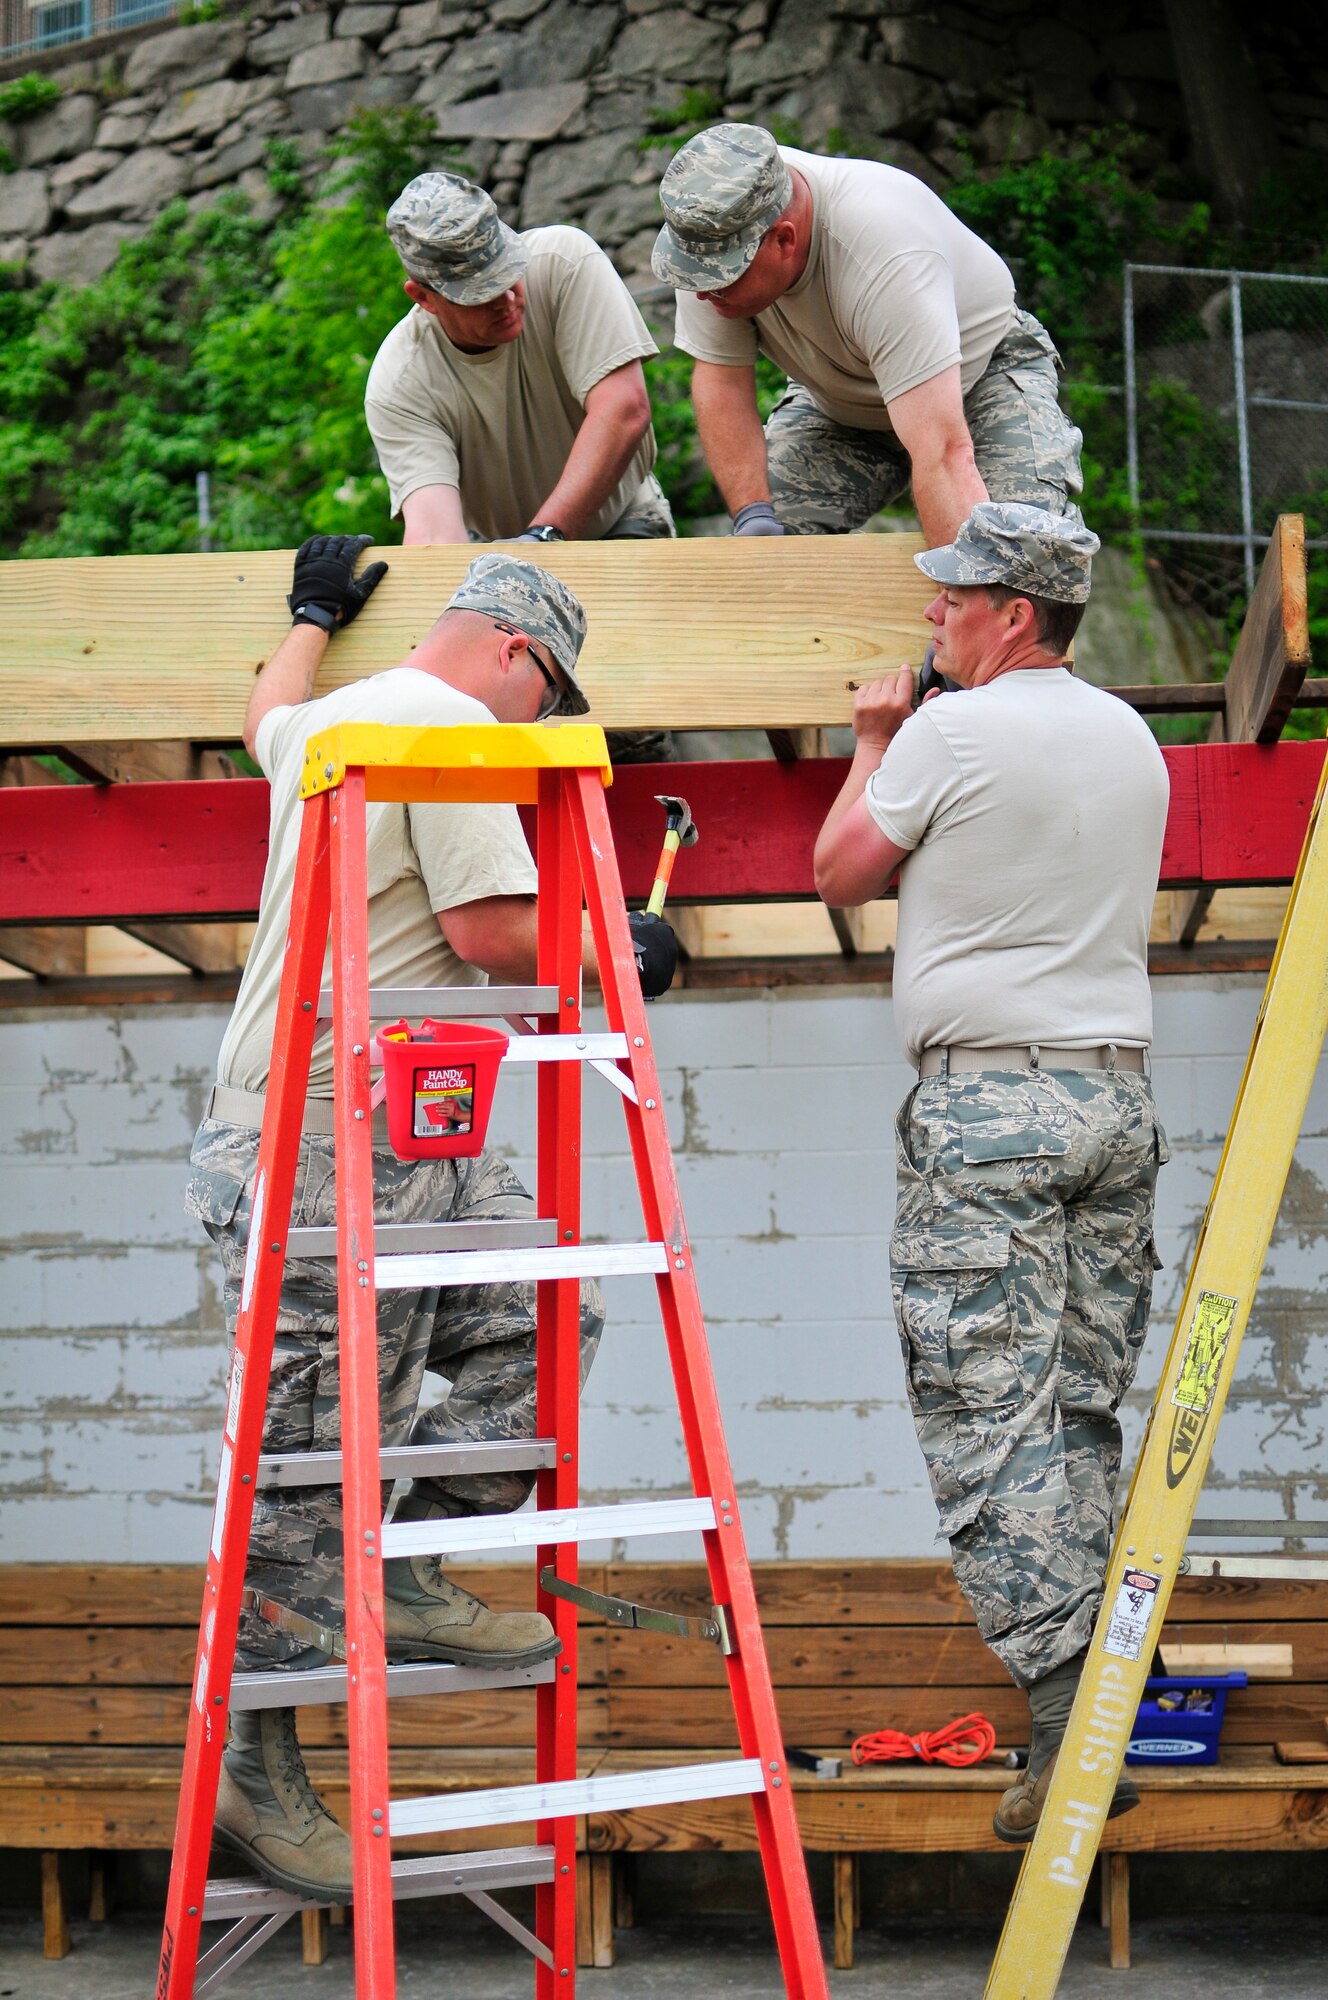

{"left": 0, "top": 1, "right": 1323, "bottom": 290}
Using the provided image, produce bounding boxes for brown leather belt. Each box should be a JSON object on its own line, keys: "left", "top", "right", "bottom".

{"left": 206, "top": 1082, "right": 390, "bottom": 1139}
{"left": 917, "top": 1043, "right": 1147, "bottom": 1079}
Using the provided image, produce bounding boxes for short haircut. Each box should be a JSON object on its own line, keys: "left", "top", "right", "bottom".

{"left": 983, "top": 584, "right": 1085, "bottom": 658}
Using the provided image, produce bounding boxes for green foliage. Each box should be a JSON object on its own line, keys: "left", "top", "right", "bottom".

{"left": 0, "top": 109, "right": 463, "bottom": 558}
{"left": 264, "top": 137, "right": 304, "bottom": 202}
{"left": 944, "top": 131, "right": 1208, "bottom": 358}
{"left": 0, "top": 73, "right": 61, "bottom": 122}
{"left": 178, "top": 0, "right": 224, "bottom": 20}
{"left": 646, "top": 346, "right": 787, "bottom": 523}
{"left": 326, "top": 105, "right": 462, "bottom": 213}
{"left": 0, "top": 144, "right": 15, "bottom": 176}
{"left": 640, "top": 87, "right": 724, "bottom": 153}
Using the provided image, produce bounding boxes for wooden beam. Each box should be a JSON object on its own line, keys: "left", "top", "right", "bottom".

{"left": 0, "top": 745, "right": 1320, "bottom": 929}
{"left": 114, "top": 922, "right": 239, "bottom": 974}
{"left": 0, "top": 927, "right": 86, "bottom": 977}
{"left": 0, "top": 540, "right": 932, "bottom": 744}
{"left": 55, "top": 741, "right": 242, "bottom": 785}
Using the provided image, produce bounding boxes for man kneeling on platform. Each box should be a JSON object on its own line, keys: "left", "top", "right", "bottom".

{"left": 813, "top": 502, "right": 1171, "bottom": 1842}
{"left": 185, "top": 537, "right": 678, "bottom": 1901}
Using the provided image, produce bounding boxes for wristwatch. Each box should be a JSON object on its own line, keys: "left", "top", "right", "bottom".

{"left": 290, "top": 602, "right": 339, "bottom": 633}
{"left": 524, "top": 524, "right": 566, "bottom": 543}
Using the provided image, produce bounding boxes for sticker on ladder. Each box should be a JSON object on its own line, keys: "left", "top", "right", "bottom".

{"left": 1101, "top": 1567, "right": 1160, "bottom": 1662}
{"left": 225, "top": 1352, "right": 244, "bottom": 1443}
{"left": 210, "top": 1442, "right": 233, "bottom": 1564}
{"left": 240, "top": 1170, "right": 266, "bottom": 1316}
{"left": 1170, "top": 1290, "right": 1239, "bottom": 1414}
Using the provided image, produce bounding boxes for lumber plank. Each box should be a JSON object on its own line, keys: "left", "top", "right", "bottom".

{"left": 0, "top": 741, "right": 1313, "bottom": 931}
{"left": 1224, "top": 515, "right": 1312, "bottom": 745}
{"left": 41, "top": 1852, "right": 70, "bottom": 1960}
{"left": 54, "top": 742, "right": 242, "bottom": 785}
{"left": 0, "top": 541, "right": 931, "bottom": 744}
{"left": 1107, "top": 1852, "right": 1130, "bottom": 1969}
{"left": 0, "top": 927, "right": 86, "bottom": 977}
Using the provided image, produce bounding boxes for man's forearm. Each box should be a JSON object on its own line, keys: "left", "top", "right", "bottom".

{"left": 691, "top": 361, "right": 770, "bottom": 515}
{"left": 243, "top": 624, "right": 329, "bottom": 756}
{"left": 536, "top": 406, "right": 645, "bottom": 539}
{"left": 908, "top": 443, "right": 988, "bottom": 549}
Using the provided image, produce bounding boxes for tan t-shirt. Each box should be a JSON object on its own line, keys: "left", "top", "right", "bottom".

{"left": 366, "top": 224, "right": 660, "bottom": 539}
{"left": 864, "top": 669, "right": 1169, "bottom": 1063}
{"left": 216, "top": 668, "right": 538, "bottom": 1097}
{"left": 674, "top": 149, "right": 1015, "bottom": 433}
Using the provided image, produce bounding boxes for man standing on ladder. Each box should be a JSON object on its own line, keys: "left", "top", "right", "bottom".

{"left": 813, "top": 503, "right": 1170, "bottom": 1841}
{"left": 185, "top": 538, "right": 677, "bottom": 1900}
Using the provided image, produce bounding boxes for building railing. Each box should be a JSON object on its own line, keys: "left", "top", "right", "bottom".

{"left": 1, "top": 0, "right": 175, "bottom": 66}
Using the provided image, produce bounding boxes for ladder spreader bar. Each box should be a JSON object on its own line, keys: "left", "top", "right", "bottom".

{"left": 390, "top": 1757, "right": 765, "bottom": 1839}
{"left": 496, "top": 1033, "right": 630, "bottom": 1064}
{"left": 286, "top": 1218, "right": 558, "bottom": 1260}
{"left": 318, "top": 984, "right": 559, "bottom": 1020}
{"left": 374, "top": 1241, "right": 671, "bottom": 1289}
{"left": 202, "top": 1845, "right": 555, "bottom": 1918}
{"left": 256, "top": 1438, "right": 557, "bottom": 1488}
{"left": 381, "top": 1495, "right": 718, "bottom": 1560}
{"left": 227, "top": 1656, "right": 558, "bottom": 1711}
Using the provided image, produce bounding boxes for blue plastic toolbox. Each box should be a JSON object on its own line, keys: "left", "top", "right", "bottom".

{"left": 1125, "top": 1670, "right": 1248, "bottom": 1765}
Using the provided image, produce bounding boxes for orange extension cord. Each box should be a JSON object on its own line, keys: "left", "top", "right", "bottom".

{"left": 851, "top": 1712, "right": 997, "bottom": 1768}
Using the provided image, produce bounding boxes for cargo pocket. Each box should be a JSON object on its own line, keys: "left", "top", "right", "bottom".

{"left": 891, "top": 1219, "right": 1016, "bottom": 1410}
{"left": 183, "top": 1158, "right": 249, "bottom": 1242}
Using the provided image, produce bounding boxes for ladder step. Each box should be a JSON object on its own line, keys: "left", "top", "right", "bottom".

{"left": 390, "top": 1758, "right": 765, "bottom": 1839}
{"left": 1182, "top": 1554, "right": 1328, "bottom": 1581}
{"left": 256, "top": 1439, "right": 557, "bottom": 1489}
{"left": 382, "top": 1495, "right": 717, "bottom": 1560}
{"left": 286, "top": 1218, "right": 557, "bottom": 1260}
{"left": 228, "top": 1657, "right": 557, "bottom": 1712}
{"left": 375, "top": 1241, "right": 671, "bottom": 1289}
{"left": 202, "top": 1844, "right": 554, "bottom": 1918}
{"left": 319, "top": 985, "right": 559, "bottom": 1021}
{"left": 496, "top": 1032, "right": 629, "bottom": 1065}
{"left": 1191, "top": 1517, "right": 1328, "bottom": 1538}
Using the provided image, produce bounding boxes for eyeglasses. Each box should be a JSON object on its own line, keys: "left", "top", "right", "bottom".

{"left": 494, "top": 622, "right": 564, "bottom": 720}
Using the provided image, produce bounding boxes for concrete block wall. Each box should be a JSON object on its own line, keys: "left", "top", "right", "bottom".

{"left": 1, "top": 976, "right": 1325, "bottom": 1567}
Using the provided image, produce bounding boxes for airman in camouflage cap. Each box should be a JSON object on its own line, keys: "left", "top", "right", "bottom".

{"left": 915, "top": 501, "right": 1101, "bottom": 604}
{"left": 651, "top": 123, "right": 793, "bottom": 290}
{"left": 448, "top": 552, "right": 590, "bottom": 713}
{"left": 386, "top": 171, "right": 528, "bottom": 305}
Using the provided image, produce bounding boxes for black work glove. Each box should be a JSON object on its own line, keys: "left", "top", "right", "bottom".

{"left": 288, "top": 534, "right": 389, "bottom": 632}
{"left": 629, "top": 911, "right": 678, "bottom": 1000}
{"left": 732, "top": 501, "right": 784, "bottom": 536}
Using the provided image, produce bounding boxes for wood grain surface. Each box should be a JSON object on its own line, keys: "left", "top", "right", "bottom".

{"left": 0, "top": 539, "right": 933, "bottom": 743}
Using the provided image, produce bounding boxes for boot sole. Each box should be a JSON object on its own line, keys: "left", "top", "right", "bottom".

{"left": 992, "top": 1784, "right": 1142, "bottom": 1847}
{"left": 384, "top": 1633, "right": 563, "bottom": 1671}
{"left": 211, "top": 1823, "right": 352, "bottom": 1905}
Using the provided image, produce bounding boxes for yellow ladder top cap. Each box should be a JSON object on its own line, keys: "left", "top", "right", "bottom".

{"left": 300, "top": 721, "right": 613, "bottom": 797}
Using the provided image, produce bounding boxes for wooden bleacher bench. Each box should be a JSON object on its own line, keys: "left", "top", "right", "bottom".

{"left": 3, "top": 1561, "right": 1324, "bottom": 1972}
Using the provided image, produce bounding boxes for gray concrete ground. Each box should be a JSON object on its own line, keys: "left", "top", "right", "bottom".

{"left": 1, "top": 1909, "right": 1326, "bottom": 1998}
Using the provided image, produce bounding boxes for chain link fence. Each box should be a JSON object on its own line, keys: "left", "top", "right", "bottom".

{"left": 1122, "top": 262, "right": 1328, "bottom": 599}
{"left": 1, "top": 0, "right": 172, "bottom": 65}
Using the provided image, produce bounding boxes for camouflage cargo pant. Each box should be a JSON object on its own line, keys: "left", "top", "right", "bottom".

{"left": 606, "top": 471, "right": 676, "bottom": 540}
{"left": 186, "top": 1117, "right": 604, "bottom": 1670}
{"left": 889, "top": 1069, "right": 1168, "bottom": 1689}
{"left": 767, "top": 308, "right": 1084, "bottom": 534}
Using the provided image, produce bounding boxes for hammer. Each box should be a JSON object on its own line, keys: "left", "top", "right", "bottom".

{"left": 646, "top": 794, "right": 699, "bottom": 919}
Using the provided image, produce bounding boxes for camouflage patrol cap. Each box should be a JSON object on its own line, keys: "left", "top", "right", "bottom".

{"left": 386, "top": 171, "right": 528, "bottom": 305}
{"left": 447, "top": 553, "right": 590, "bottom": 715}
{"left": 915, "top": 502, "right": 1101, "bottom": 604}
{"left": 651, "top": 123, "right": 793, "bottom": 290}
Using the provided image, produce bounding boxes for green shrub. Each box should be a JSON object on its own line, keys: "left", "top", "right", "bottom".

{"left": 0, "top": 73, "right": 61, "bottom": 123}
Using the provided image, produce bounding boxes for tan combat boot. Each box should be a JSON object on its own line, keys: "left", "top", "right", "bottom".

{"left": 213, "top": 1707, "right": 353, "bottom": 1900}
{"left": 381, "top": 1492, "right": 560, "bottom": 1670}
{"left": 994, "top": 1651, "right": 1140, "bottom": 1844}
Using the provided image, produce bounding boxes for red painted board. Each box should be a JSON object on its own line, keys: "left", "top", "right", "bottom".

{"left": 1195, "top": 740, "right": 1326, "bottom": 887}
{"left": 0, "top": 742, "right": 1318, "bottom": 925}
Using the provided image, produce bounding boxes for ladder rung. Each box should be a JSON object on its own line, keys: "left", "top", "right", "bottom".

{"left": 286, "top": 1218, "right": 558, "bottom": 1260}
{"left": 256, "top": 1439, "right": 558, "bottom": 1488}
{"left": 390, "top": 1758, "right": 765, "bottom": 1839}
{"left": 1191, "top": 1517, "right": 1328, "bottom": 1539}
{"left": 496, "top": 1033, "right": 629, "bottom": 1064}
{"left": 319, "top": 985, "right": 559, "bottom": 1020}
{"left": 227, "top": 1657, "right": 557, "bottom": 1712}
{"left": 375, "top": 1241, "right": 671, "bottom": 1289}
{"left": 202, "top": 1844, "right": 554, "bottom": 1918}
{"left": 381, "top": 1496, "right": 717, "bottom": 1560}
{"left": 1182, "top": 1554, "right": 1328, "bottom": 1581}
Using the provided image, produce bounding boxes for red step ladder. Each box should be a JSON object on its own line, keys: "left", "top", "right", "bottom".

{"left": 158, "top": 720, "right": 830, "bottom": 1999}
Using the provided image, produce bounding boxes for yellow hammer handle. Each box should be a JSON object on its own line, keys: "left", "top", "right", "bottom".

{"left": 646, "top": 829, "right": 682, "bottom": 917}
